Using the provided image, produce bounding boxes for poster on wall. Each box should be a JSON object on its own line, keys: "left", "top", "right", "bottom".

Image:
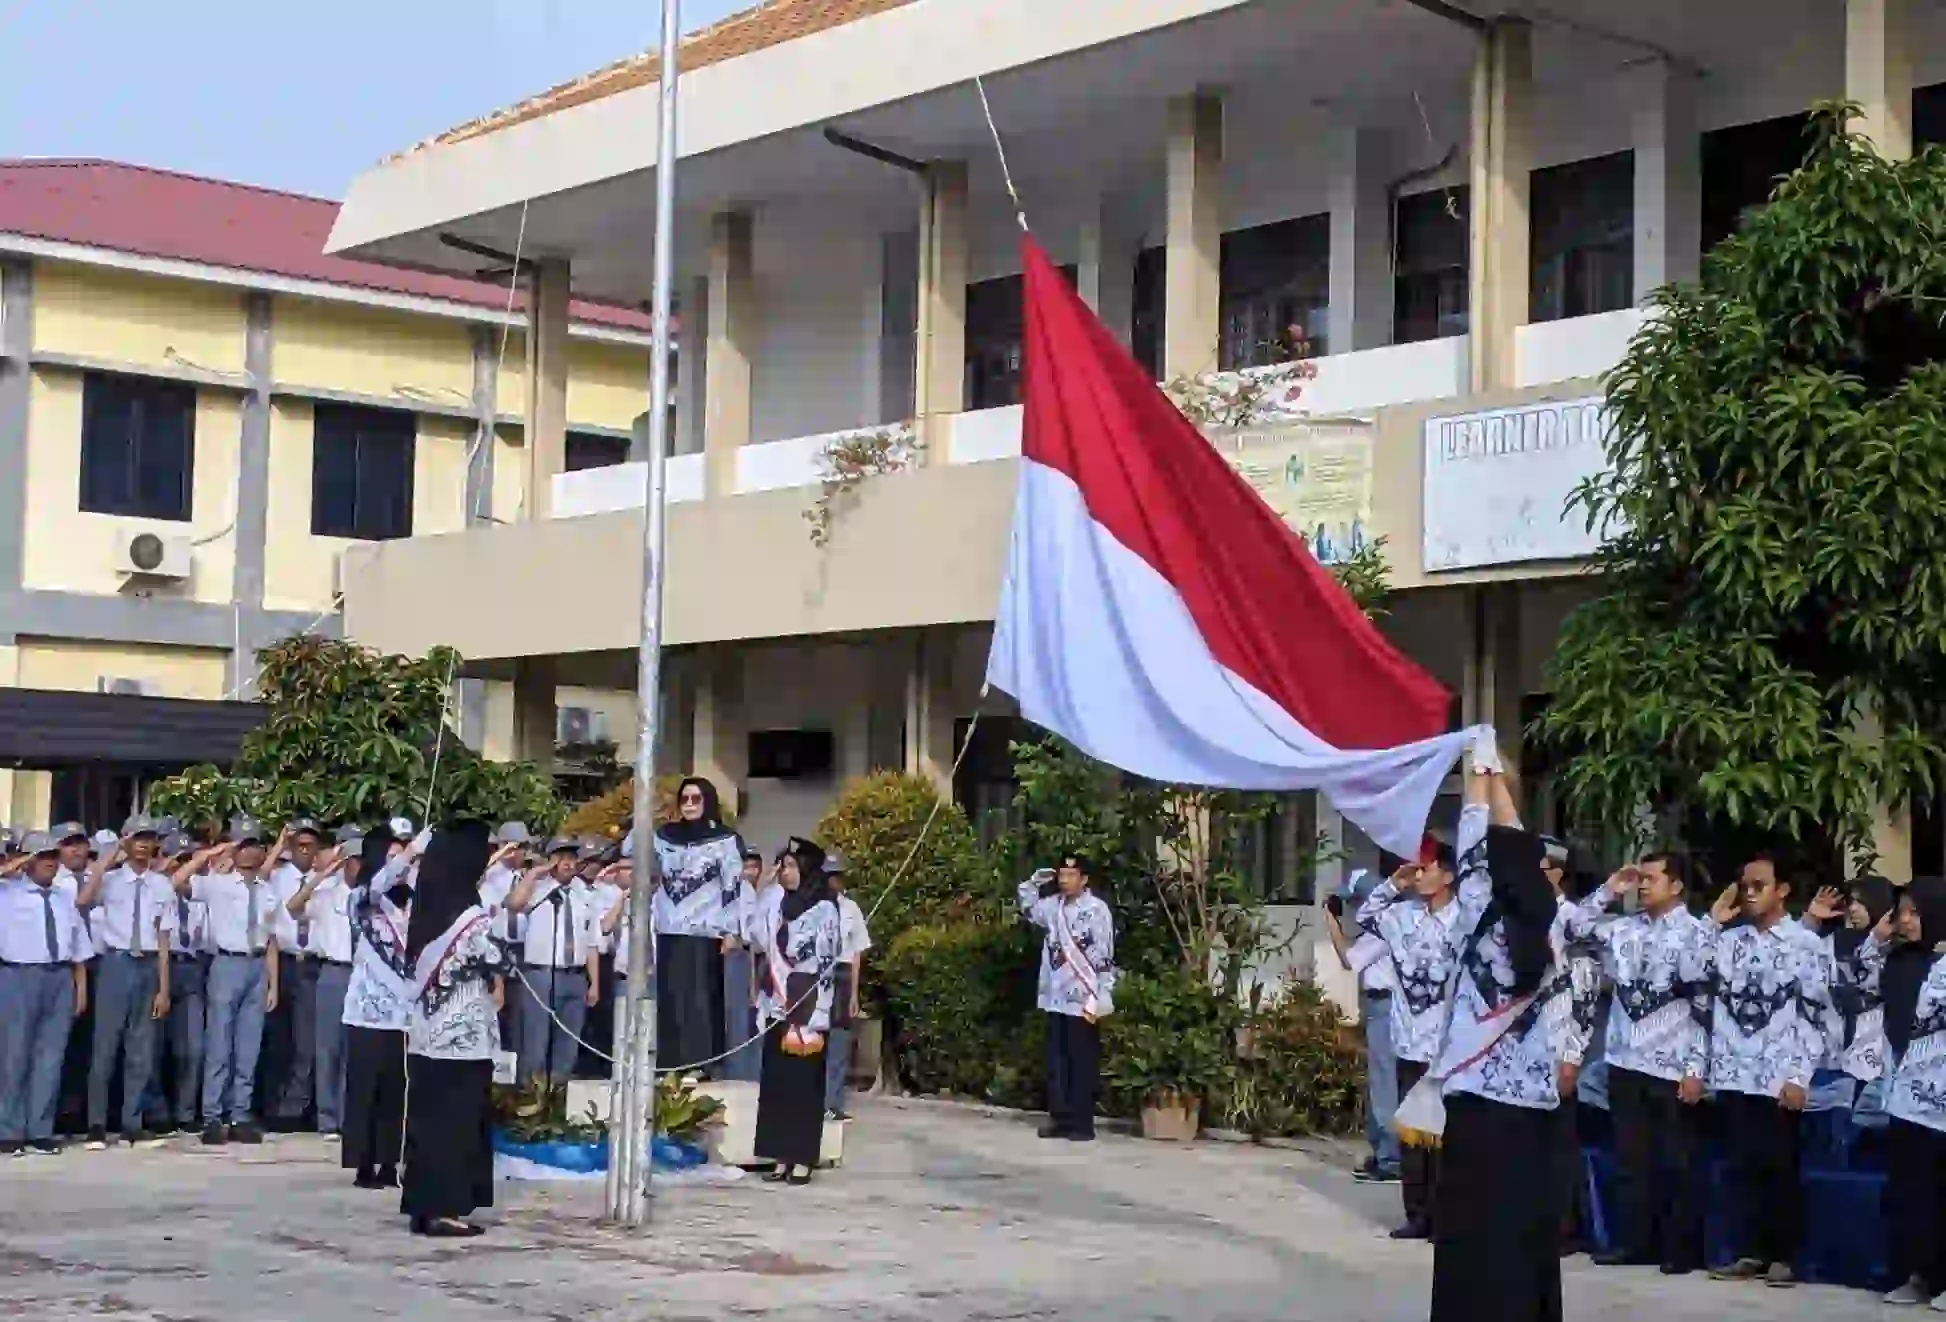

{"left": 1217, "top": 423, "right": 1375, "bottom": 567}
{"left": 1421, "top": 396, "right": 1616, "bottom": 572}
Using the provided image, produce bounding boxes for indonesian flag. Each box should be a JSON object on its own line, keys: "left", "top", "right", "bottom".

{"left": 984, "top": 238, "right": 1483, "bottom": 855}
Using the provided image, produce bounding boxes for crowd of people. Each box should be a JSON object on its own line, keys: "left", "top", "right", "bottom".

{"left": 1325, "top": 746, "right": 1946, "bottom": 1314}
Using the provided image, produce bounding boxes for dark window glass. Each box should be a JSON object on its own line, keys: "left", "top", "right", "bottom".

{"left": 1531, "top": 152, "right": 1635, "bottom": 320}
{"left": 1394, "top": 187, "right": 1470, "bottom": 343}
{"left": 78, "top": 372, "right": 195, "bottom": 521}
{"left": 1701, "top": 112, "right": 1813, "bottom": 253}
{"left": 566, "top": 430, "right": 630, "bottom": 472}
{"left": 1131, "top": 246, "right": 1166, "bottom": 378}
{"left": 311, "top": 403, "right": 415, "bottom": 540}
{"left": 1220, "top": 214, "right": 1331, "bottom": 367}
{"left": 1916, "top": 83, "right": 1946, "bottom": 149}
{"left": 964, "top": 266, "right": 1075, "bottom": 410}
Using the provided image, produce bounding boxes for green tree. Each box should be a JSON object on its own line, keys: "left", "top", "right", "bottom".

{"left": 1537, "top": 103, "right": 1946, "bottom": 867}
{"left": 150, "top": 636, "right": 562, "bottom": 833}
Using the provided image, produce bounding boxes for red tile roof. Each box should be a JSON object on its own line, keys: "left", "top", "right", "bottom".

{"left": 0, "top": 159, "right": 652, "bottom": 331}
{"left": 412, "top": 0, "right": 916, "bottom": 155}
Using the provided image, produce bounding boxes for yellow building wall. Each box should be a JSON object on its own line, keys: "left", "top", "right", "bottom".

{"left": 567, "top": 341, "right": 649, "bottom": 430}
{"left": 492, "top": 425, "right": 526, "bottom": 522}
{"left": 273, "top": 297, "right": 475, "bottom": 402}
{"left": 32, "top": 264, "right": 247, "bottom": 375}
{"left": 413, "top": 416, "right": 471, "bottom": 538}
{"left": 16, "top": 637, "right": 230, "bottom": 699}
{"left": 20, "top": 371, "right": 242, "bottom": 603}
{"left": 496, "top": 331, "right": 528, "bottom": 421}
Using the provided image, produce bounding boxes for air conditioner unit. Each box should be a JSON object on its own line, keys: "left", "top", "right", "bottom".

{"left": 557, "top": 706, "right": 594, "bottom": 745}
{"left": 113, "top": 529, "right": 192, "bottom": 580}
{"left": 97, "top": 675, "right": 158, "bottom": 698}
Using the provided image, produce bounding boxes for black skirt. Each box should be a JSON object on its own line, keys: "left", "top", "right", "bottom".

{"left": 753, "top": 1023, "right": 825, "bottom": 1169}
{"left": 400, "top": 1055, "right": 495, "bottom": 1221}
{"left": 656, "top": 933, "right": 725, "bottom": 1074}
{"left": 1432, "top": 1092, "right": 1562, "bottom": 1322}
{"left": 342, "top": 1026, "right": 406, "bottom": 1174}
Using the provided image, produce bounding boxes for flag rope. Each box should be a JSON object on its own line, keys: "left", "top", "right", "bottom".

{"left": 974, "top": 75, "right": 1028, "bottom": 233}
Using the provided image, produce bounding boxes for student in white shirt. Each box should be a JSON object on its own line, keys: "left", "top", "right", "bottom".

{"left": 147, "top": 831, "right": 211, "bottom": 1136}
{"left": 478, "top": 821, "right": 533, "bottom": 1053}
{"left": 0, "top": 832, "right": 91, "bottom": 1154}
{"left": 824, "top": 853, "right": 873, "bottom": 1120}
{"left": 173, "top": 819, "right": 281, "bottom": 1145}
{"left": 285, "top": 825, "right": 360, "bottom": 1137}
{"left": 265, "top": 818, "right": 325, "bottom": 1130}
{"left": 75, "top": 814, "right": 177, "bottom": 1148}
{"left": 505, "top": 837, "right": 602, "bottom": 1086}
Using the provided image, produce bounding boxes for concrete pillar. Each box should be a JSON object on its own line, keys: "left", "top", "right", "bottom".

{"left": 1460, "top": 585, "right": 1524, "bottom": 766}
{"left": 704, "top": 212, "right": 755, "bottom": 497}
{"left": 1326, "top": 125, "right": 1396, "bottom": 354}
{"left": 511, "top": 657, "right": 558, "bottom": 770}
{"left": 902, "top": 630, "right": 957, "bottom": 795}
{"left": 692, "top": 647, "right": 747, "bottom": 806}
{"left": 1467, "top": 19, "right": 1534, "bottom": 393}
{"left": 1077, "top": 200, "right": 1135, "bottom": 347}
{"left": 915, "top": 161, "right": 969, "bottom": 463}
{"left": 1847, "top": 0, "right": 1914, "bottom": 160}
{"left": 1164, "top": 93, "right": 1224, "bottom": 381}
{"left": 839, "top": 644, "right": 873, "bottom": 784}
{"left": 228, "top": 292, "right": 274, "bottom": 697}
{"left": 1628, "top": 58, "right": 1702, "bottom": 296}
{"left": 522, "top": 258, "right": 571, "bottom": 519}
{"left": 466, "top": 324, "right": 499, "bottom": 523}
{"left": 674, "top": 275, "right": 708, "bottom": 456}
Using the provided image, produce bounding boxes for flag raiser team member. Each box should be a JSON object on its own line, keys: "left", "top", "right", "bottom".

{"left": 1018, "top": 853, "right": 1115, "bottom": 1142}
{"left": 341, "top": 828, "right": 416, "bottom": 1191}
{"left": 0, "top": 832, "right": 91, "bottom": 1155}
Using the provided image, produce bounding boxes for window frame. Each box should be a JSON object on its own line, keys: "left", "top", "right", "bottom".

{"left": 310, "top": 402, "right": 417, "bottom": 542}
{"left": 77, "top": 371, "right": 197, "bottom": 523}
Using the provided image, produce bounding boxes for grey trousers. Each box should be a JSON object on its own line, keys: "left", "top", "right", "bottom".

{"left": 824, "top": 1023, "right": 854, "bottom": 1113}
{"left": 203, "top": 954, "right": 268, "bottom": 1124}
{"left": 517, "top": 966, "right": 588, "bottom": 1085}
{"left": 1362, "top": 989, "right": 1401, "bottom": 1172}
{"left": 313, "top": 961, "right": 351, "bottom": 1132}
{"left": 152, "top": 955, "right": 206, "bottom": 1126}
{"left": 0, "top": 964, "right": 76, "bottom": 1142}
{"left": 89, "top": 952, "right": 161, "bottom": 1133}
{"left": 272, "top": 955, "right": 319, "bottom": 1120}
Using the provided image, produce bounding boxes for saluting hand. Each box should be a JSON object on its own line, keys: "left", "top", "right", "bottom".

{"left": 1710, "top": 883, "right": 1741, "bottom": 926}
{"left": 1807, "top": 886, "right": 1845, "bottom": 924}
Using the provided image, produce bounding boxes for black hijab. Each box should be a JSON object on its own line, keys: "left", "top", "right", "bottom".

{"left": 404, "top": 820, "right": 492, "bottom": 962}
{"left": 1885, "top": 878, "right": 1946, "bottom": 1058}
{"left": 358, "top": 828, "right": 407, "bottom": 907}
{"left": 776, "top": 836, "right": 830, "bottom": 927}
{"left": 1835, "top": 875, "right": 1896, "bottom": 960}
{"left": 1485, "top": 825, "right": 1555, "bottom": 999}
{"left": 659, "top": 776, "right": 735, "bottom": 847}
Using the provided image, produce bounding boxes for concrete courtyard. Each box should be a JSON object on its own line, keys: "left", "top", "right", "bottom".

{"left": 0, "top": 1097, "right": 1892, "bottom": 1321}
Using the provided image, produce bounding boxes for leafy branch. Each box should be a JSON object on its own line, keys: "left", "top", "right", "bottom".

{"left": 805, "top": 424, "right": 923, "bottom": 548}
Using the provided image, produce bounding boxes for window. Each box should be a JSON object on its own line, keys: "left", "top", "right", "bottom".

{"left": 1131, "top": 246, "right": 1167, "bottom": 378}
{"left": 963, "top": 267, "right": 1076, "bottom": 410}
{"left": 1701, "top": 112, "right": 1812, "bottom": 253}
{"left": 1531, "top": 152, "right": 1634, "bottom": 322}
{"left": 311, "top": 403, "right": 415, "bottom": 540}
{"left": 79, "top": 372, "right": 195, "bottom": 521}
{"left": 1394, "top": 187, "right": 1470, "bottom": 343}
{"left": 1220, "top": 215, "right": 1330, "bottom": 368}
{"left": 1917, "top": 82, "right": 1946, "bottom": 150}
{"left": 566, "top": 430, "right": 630, "bottom": 472}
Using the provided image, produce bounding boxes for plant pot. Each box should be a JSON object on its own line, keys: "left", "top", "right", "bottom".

{"left": 849, "top": 1017, "right": 884, "bottom": 1090}
{"left": 1140, "top": 1091, "right": 1202, "bottom": 1142}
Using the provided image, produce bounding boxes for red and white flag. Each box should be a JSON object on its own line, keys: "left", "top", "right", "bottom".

{"left": 984, "top": 238, "right": 1482, "bottom": 855}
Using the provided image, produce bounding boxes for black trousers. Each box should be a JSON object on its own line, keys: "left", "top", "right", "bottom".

{"left": 1890, "top": 1119, "right": 1946, "bottom": 1288}
{"left": 1720, "top": 1090, "right": 1802, "bottom": 1266}
{"left": 1553, "top": 1098, "right": 1586, "bottom": 1248}
{"left": 341, "top": 1027, "right": 405, "bottom": 1177}
{"left": 1608, "top": 1067, "right": 1703, "bottom": 1269}
{"left": 1397, "top": 1057, "right": 1439, "bottom": 1233}
{"left": 1045, "top": 1013, "right": 1100, "bottom": 1137}
{"left": 1433, "top": 1093, "right": 1562, "bottom": 1322}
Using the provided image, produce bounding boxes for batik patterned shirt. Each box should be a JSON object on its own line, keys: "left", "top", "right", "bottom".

{"left": 1563, "top": 894, "right": 1713, "bottom": 1083}
{"left": 651, "top": 833, "right": 745, "bottom": 939}
{"left": 1855, "top": 937, "right": 1946, "bottom": 1134}
{"left": 1018, "top": 881, "right": 1117, "bottom": 1019}
{"left": 1821, "top": 930, "right": 1889, "bottom": 1084}
{"left": 1543, "top": 897, "right": 1607, "bottom": 1067}
{"left": 1355, "top": 869, "right": 1469, "bottom": 1066}
{"left": 1706, "top": 916, "right": 1829, "bottom": 1097}
{"left": 407, "top": 910, "right": 513, "bottom": 1061}
{"left": 754, "top": 898, "right": 840, "bottom": 1033}
{"left": 343, "top": 885, "right": 413, "bottom": 1032}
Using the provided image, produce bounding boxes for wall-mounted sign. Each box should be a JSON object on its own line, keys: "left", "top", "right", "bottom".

{"left": 1217, "top": 423, "right": 1375, "bottom": 567}
{"left": 1422, "top": 396, "right": 1615, "bottom": 571}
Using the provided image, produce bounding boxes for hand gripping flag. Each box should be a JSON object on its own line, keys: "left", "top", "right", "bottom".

{"left": 984, "top": 237, "right": 1484, "bottom": 855}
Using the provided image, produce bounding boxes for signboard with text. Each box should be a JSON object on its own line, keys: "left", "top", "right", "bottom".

{"left": 1421, "top": 396, "right": 1615, "bottom": 571}
{"left": 1217, "top": 423, "right": 1375, "bottom": 567}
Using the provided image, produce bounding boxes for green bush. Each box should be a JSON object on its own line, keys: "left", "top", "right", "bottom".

{"left": 1099, "top": 969, "right": 1240, "bottom": 1118}
{"left": 1222, "top": 983, "right": 1366, "bottom": 1139}
{"left": 880, "top": 921, "right": 1040, "bottom": 1099}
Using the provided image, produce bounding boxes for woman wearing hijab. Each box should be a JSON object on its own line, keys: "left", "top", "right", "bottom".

{"left": 654, "top": 777, "right": 744, "bottom": 1074}
{"left": 1805, "top": 876, "right": 1894, "bottom": 1113}
{"left": 752, "top": 836, "right": 840, "bottom": 1185}
{"left": 399, "top": 821, "right": 507, "bottom": 1239}
{"left": 341, "top": 827, "right": 417, "bottom": 1190}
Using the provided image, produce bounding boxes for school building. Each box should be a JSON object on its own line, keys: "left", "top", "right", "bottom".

{"left": 326, "top": 0, "right": 1935, "bottom": 988}
{"left": 0, "top": 160, "right": 656, "bottom": 827}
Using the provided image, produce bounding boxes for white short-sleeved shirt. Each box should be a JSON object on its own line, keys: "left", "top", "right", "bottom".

{"left": 517, "top": 878, "right": 597, "bottom": 968}
{"left": 189, "top": 871, "right": 277, "bottom": 956}
{"left": 268, "top": 861, "right": 313, "bottom": 955}
{"left": 55, "top": 866, "right": 96, "bottom": 959}
{"left": 91, "top": 864, "right": 180, "bottom": 954}
{"left": 299, "top": 872, "right": 355, "bottom": 963}
{"left": 0, "top": 877, "right": 91, "bottom": 965}
{"left": 837, "top": 894, "right": 873, "bottom": 961}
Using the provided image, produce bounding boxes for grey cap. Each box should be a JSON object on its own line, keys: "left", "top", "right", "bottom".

{"left": 822, "top": 850, "right": 849, "bottom": 875}
{"left": 50, "top": 821, "right": 88, "bottom": 845}
{"left": 544, "top": 835, "right": 579, "bottom": 856}
{"left": 286, "top": 817, "right": 323, "bottom": 840}
{"left": 228, "top": 816, "right": 266, "bottom": 846}
{"left": 388, "top": 816, "right": 414, "bottom": 839}
{"left": 338, "top": 832, "right": 366, "bottom": 858}
{"left": 162, "top": 832, "right": 197, "bottom": 858}
{"left": 20, "top": 830, "right": 57, "bottom": 857}
{"left": 333, "top": 823, "right": 365, "bottom": 846}
{"left": 91, "top": 829, "right": 118, "bottom": 851}
{"left": 493, "top": 821, "right": 533, "bottom": 846}
{"left": 120, "top": 813, "right": 159, "bottom": 838}
{"left": 152, "top": 815, "right": 181, "bottom": 837}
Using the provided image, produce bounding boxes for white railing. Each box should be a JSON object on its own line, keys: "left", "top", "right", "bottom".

{"left": 1515, "top": 308, "right": 1645, "bottom": 388}
{"left": 550, "top": 452, "right": 705, "bottom": 519}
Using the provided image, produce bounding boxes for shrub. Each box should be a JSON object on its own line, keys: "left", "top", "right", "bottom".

{"left": 1222, "top": 983, "right": 1366, "bottom": 1139}
{"left": 1099, "top": 969, "right": 1240, "bottom": 1118}
{"left": 880, "top": 921, "right": 1040, "bottom": 1098}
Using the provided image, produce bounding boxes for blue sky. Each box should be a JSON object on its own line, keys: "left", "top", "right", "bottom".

{"left": 0, "top": 0, "right": 751, "bottom": 198}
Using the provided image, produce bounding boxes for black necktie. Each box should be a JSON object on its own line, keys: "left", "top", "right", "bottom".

{"left": 41, "top": 888, "right": 58, "bottom": 962}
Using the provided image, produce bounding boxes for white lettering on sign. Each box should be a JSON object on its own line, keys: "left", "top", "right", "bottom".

{"left": 1421, "top": 397, "right": 1617, "bottom": 571}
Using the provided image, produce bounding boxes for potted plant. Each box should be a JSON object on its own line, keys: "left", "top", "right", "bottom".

{"left": 1102, "top": 970, "right": 1238, "bottom": 1142}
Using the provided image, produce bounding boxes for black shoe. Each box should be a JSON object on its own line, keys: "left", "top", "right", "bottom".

{"left": 1591, "top": 1249, "right": 1647, "bottom": 1268}
{"left": 830, "top": 1110, "right": 851, "bottom": 1122}
{"left": 786, "top": 1168, "right": 813, "bottom": 1186}
{"left": 376, "top": 1166, "right": 399, "bottom": 1188}
{"left": 762, "top": 1166, "right": 790, "bottom": 1182}
{"left": 201, "top": 1122, "right": 229, "bottom": 1146}
{"left": 1389, "top": 1225, "right": 1430, "bottom": 1241}
{"left": 1661, "top": 1262, "right": 1695, "bottom": 1277}
{"left": 413, "top": 1216, "right": 484, "bottom": 1239}
{"left": 28, "top": 1139, "right": 61, "bottom": 1156}
{"left": 1355, "top": 1165, "right": 1402, "bottom": 1185}
{"left": 124, "top": 1128, "right": 161, "bottom": 1148}
{"left": 1065, "top": 1130, "right": 1096, "bottom": 1142}
{"left": 147, "top": 1121, "right": 177, "bottom": 1139}
{"left": 84, "top": 1126, "right": 109, "bottom": 1150}
{"left": 1038, "top": 1123, "right": 1066, "bottom": 1139}
{"left": 354, "top": 1169, "right": 381, "bottom": 1189}
{"left": 0, "top": 1140, "right": 22, "bottom": 1156}
{"left": 230, "top": 1121, "right": 265, "bottom": 1145}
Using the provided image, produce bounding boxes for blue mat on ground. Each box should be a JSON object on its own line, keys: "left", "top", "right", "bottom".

{"left": 490, "top": 1131, "right": 708, "bottom": 1173}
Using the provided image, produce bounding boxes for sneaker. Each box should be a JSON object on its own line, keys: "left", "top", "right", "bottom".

{"left": 1065, "top": 1130, "right": 1097, "bottom": 1142}
{"left": 84, "top": 1126, "right": 108, "bottom": 1151}
{"left": 1928, "top": 1288, "right": 1946, "bottom": 1312}
{"left": 321, "top": 1130, "right": 341, "bottom": 1142}
{"left": 1765, "top": 1263, "right": 1796, "bottom": 1289}
{"left": 831, "top": 1109, "right": 851, "bottom": 1122}
{"left": 27, "top": 1139, "right": 61, "bottom": 1156}
{"left": 0, "top": 1140, "right": 22, "bottom": 1157}
{"left": 1887, "top": 1277, "right": 1931, "bottom": 1306}
{"left": 1356, "top": 1165, "right": 1402, "bottom": 1185}
{"left": 1037, "top": 1123, "right": 1066, "bottom": 1139}
{"left": 146, "top": 1121, "right": 177, "bottom": 1139}
{"left": 1710, "top": 1258, "right": 1764, "bottom": 1282}
{"left": 201, "top": 1123, "right": 229, "bottom": 1146}
{"left": 1389, "top": 1225, "right": 1430, "bottom": 1241}
{"left": 125, "top": 1128, "right": 167, "bottom": 1148}
{"left": 230, "top": 1121, "right": 265, "bottom": 1145}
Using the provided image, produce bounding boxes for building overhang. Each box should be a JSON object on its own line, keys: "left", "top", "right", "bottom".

{"left": 0, "top": 689, "right": 267, "bottom": 770}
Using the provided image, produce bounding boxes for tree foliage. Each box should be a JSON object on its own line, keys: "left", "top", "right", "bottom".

{"left": 150, "top": 637, "right": 562, "bottom": 833}
{"left": 1537, "top": 104, "right": 1946, "bottom": 862}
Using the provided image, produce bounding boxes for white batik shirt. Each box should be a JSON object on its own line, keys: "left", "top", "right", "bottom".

{"left": 343, "top": 884, "right": 413, "bottom": 1032}
{"left": 1706, "top": 916, "right": 1829, "bottom": 1098}
{"left": 1543, "top": 897, "right": 1607, "bottom": 1067}
{"left": 755, "top": 898, "right": 840, "bottom": 1033}
{"left": 1018, "top": 881, "right": 1117, "bottom": 1019}
{"left": 1563, "top": 893, "right": 1713, "bottom": 1084}
{"left": 1355, "top": 869, "right": 1468, "bottom": 1066}
{"left": 1822, "top": 930, "right": 1889, "bottom": 1084}
{"left": 651, "top": 832, "right": 745, "bottom": 939}
{"left": 407, "top": 910, "right": 513, "bottom": 1061}
{"left": 1854, "top": 937, "right": 1946, "bottom": 1134}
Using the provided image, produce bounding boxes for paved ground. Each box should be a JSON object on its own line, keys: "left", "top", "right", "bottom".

{"left": 0, "top": 1098, "right": 1892, "bottom": 1321}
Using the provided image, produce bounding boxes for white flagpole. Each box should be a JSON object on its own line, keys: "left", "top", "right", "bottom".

{"left": 610, "top": 0, "right": 682, "bottom": 1229}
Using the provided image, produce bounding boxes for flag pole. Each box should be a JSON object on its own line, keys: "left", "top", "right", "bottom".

{"left": 610, "top": 0, "right": 682, "bottom": 1229}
